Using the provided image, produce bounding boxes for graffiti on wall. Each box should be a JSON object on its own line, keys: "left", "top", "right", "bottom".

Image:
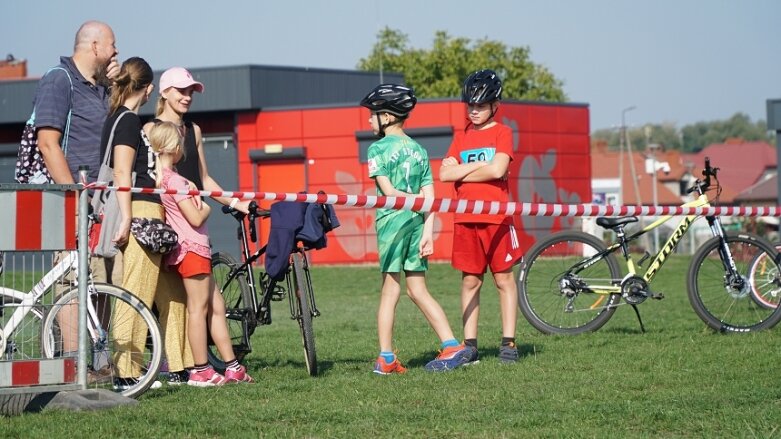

{"left": 517, "top": 149, "right": 582, "bottom": 239}
{"left": 329, "top": 170, "right": 443, "bottom": 260}
{"left": 501, "top": 116, "right": 583, "bottom": 239}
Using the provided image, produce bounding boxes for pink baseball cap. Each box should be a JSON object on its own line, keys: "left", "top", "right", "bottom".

{"left": 159, "top": 67, "right": 204, "bottom": 93}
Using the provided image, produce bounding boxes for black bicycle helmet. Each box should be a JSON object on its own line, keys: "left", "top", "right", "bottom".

{"left": 462, "top": 69, "right": 503, "bottom": 104}
{"left": 360, "top": 84, "right": 417, "bottom": 118}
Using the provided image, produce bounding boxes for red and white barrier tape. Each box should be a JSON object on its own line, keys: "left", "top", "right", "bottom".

{"left": 84, "top": 182, "right": 781, "bottom": 217}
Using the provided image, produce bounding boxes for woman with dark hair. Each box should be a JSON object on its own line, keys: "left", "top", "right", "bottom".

{"left": 104, "top": 57, "right": 192, "bottom": 389}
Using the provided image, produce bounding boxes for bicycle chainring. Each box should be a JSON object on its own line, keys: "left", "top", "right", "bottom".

{"left": 621, "top": 276, "right": 649, "bottom": 305}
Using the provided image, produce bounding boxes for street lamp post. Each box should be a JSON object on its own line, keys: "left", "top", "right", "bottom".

{"left": 648, "top": 143, "right": 660, "bottom": 254}
{"left": 619, "top": 106, "right": 636, "bottom": 205}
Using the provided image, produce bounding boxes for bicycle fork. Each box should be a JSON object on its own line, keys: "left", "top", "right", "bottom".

{"left": 707, "top": 216, "right": 747, "bottom": 295}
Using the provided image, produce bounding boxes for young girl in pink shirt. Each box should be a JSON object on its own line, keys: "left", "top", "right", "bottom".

{"left": 148, "top": 121, "right": 254, "bottom": 386}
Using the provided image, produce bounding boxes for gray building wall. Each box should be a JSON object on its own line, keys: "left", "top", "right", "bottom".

{"left": 0, "top": 64, "right": 403, "bottom": 123}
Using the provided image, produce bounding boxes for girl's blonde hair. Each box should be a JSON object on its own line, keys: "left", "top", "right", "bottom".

{"left": 109, "top": 57, "right": 153, "bottom": 114}
{"left": 147, "top": 121, "right": 183, "bottom": 188}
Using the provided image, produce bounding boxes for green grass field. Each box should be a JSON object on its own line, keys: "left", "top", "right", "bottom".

{"left": 3, "top": 256, "right": 781, "bottom": 438}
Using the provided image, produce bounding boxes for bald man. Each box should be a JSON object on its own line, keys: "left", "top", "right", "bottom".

{"left": 33, "top": 20, "right": 120, "bottom": 184}
{"left": 30, "top": 22, "right": 122, "bottom": 366}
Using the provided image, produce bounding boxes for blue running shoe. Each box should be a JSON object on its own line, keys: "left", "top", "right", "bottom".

{"left": 499, "top": 343, "right": 518, "bottom": 363}
{"left": 424, "top": 344, "right": 476, "bottom": 371}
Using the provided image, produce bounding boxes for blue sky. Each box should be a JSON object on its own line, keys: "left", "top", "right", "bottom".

{"left": 2, "top": 0, "right": 779, "bottom": 131}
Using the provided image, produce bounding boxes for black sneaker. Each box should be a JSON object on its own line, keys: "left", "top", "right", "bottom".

{"left": 499, "top": 343, "right": 518, "bottom": 363}
{"left": 463, "top": 345, "right": 480, "bottom": 365}
{"left": 167, "top": 370, "right": 189, "bottom": 386}
{"left": 113, "top": 377, "right": 140, "bottom": 391}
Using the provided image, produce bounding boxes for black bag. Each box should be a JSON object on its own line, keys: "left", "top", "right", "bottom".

{"left": 130, "top": 218, "right": 178, "bottom": 255}
{"left": 15, "top": 67, "right": 73, "bottom": 184}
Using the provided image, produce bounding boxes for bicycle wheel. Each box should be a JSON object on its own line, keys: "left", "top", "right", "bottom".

{"left": 748, "top": 245, "right": 781, "bottom": 309}
{"left": 0, "top": 293, "right": 46, "bottom": 360}
{"left": 290, "top": 252, "right": 317, "bottom": 376}
{"left": 688, "top": 233, "right": 781, "bottom": 332}
{"left": 208, "top": 252, "right": 254, "bottom": 371}
{"left": 41, "top": 283, "right": 163, "bottom": 399}
{"left": 518, "top": 231, "right": 622, "bottom": 335}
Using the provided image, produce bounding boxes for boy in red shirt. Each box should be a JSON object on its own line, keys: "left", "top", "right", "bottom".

{"left": 439, "top": 69, "right": 523, "bottom": 363}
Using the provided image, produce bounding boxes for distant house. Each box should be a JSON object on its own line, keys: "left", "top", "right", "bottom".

{"left": 0, "top": 56, "right": 26, "bottom": 80}
{"left": 683, "top": 140, "right": 776, "bottom": 204}
{"left": 735, "top": 173, "right": 777, "bottom": 205}
{"left": 591, "top": 141, "right": 688, "bottom": 206}
{"left": 592, "top": 139, "right": 777, "bottom": 207}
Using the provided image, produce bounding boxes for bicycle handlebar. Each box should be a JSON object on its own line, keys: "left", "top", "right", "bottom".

{"left": 686, "top": 156, "right": 720, "bottom": 195}
{"left": 221, "top": 200, "right": 270, "bottom": 244}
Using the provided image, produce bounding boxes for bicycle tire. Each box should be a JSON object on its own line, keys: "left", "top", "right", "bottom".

{"left": 687, "top": 232, "right": 781, "bottom": 332}
{"left": 518, "top": 231, "right": 622, "bottom": 335}
{"left": 291, "top": 252, "right": 317, "bottom": 376}
{"left": 208, "top": 252, "right": 254, "bottom": 371}
{"left": 747, "top": 245, "right": 781, "bottom": 309}
{"left": 41, "top": 283, "right": 163, "bottom": 399}
{"left": 0, "top": 293, "right": 46, "bottom": 360}
{"left": 0, "top": 392, "right": 40, "bottom": 416}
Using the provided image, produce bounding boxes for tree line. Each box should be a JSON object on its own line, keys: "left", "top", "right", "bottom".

{"left": 357, "top": 27, "right": 566, "bottom": 102}
{"left": 358, "top": 28, "right": 775, "bottom": 152}
{"left": 592, "top": 113, "right": 775, "bottom": 153}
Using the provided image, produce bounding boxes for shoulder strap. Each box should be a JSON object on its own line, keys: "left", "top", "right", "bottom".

{"left": 29, "top": 66, "right": 75, "bottom": 155}
{"left": 101, "top": 110, "right": 133, "bottom": 167}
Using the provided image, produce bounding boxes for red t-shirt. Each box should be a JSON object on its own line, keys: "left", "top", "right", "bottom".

{"left": 445, "top": 123, "right": 513, "bottom": 224}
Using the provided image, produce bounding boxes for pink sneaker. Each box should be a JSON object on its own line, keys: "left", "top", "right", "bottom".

{"left": 187, "top": 367, "right": 227, "bottom": 387}
{"left": 224, "top": 365, "right": 254, "bottom": 383}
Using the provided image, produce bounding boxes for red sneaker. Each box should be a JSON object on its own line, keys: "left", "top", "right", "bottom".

{"left": 187, "top": 367, "right": 227, "bottom": 387}
{"left": 224, "top": 365, "right": 255, "bottom": 383}
{"left": 373, "top": 356, "right": 408, "bottom": 375}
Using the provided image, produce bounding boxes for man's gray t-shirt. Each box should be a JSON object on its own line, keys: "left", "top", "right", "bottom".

{"left": 32, "top": 56, "right": 110, "bottom": 182}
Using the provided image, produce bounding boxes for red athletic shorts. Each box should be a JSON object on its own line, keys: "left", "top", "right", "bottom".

{"left": 175, "top": 252, "right": 212, "bottom": 278}
{"left": 451, "top": 220, "right": 522, "bottom": 274}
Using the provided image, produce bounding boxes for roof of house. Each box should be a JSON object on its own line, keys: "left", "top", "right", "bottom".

{"left": 682, "top": 141, "right": 777, "bottom": 202}
{"left": 591, "top": 144, "right": 685, "bottom": 205}
{"left": 735, "top": 174, "right": 777, "bottom": 202}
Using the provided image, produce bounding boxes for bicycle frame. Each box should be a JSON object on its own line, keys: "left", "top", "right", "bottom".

{"left": 220, "top": 208, "right": 314, "bottom": 325}
{"left": 568, "top": 193, "right": 732, "bottom": 296}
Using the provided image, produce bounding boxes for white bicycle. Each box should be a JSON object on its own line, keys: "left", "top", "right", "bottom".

{"left": 0, "top": 250, "right": 163, "bottom": 398}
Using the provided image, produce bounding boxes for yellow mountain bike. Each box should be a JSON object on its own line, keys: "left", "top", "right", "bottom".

{"left": 518, "top": 158, "right": 781, "bottom": 334}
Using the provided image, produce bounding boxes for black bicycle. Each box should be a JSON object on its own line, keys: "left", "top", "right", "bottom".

{"left": 207, "top": 201, "right": 322, "bottom": 376}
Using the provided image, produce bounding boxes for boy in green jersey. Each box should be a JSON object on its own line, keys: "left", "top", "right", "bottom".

{"left": 361, "top": 84, "right": 475, "bottom": 374}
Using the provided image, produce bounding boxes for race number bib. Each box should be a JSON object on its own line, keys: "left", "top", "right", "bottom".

{"left": 459, "top": 147, "right": 496, "bottom": 163}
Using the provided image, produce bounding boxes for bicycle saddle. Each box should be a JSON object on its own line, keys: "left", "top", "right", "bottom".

{"left": 596, "top": 216, "right": 638, "bottom": 229}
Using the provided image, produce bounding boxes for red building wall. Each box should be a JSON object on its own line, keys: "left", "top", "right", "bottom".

{"left": 237, "top": 100, "right": 591, "bottom": 265}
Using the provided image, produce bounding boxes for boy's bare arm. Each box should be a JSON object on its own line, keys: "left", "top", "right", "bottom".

{"left": 375, "top": 175, "right": 415, "bottom": 197}
{"left": 419, "top": 184, "right": 435, "bottom": 256}
{"left": 439, "top": 156, "right": 488, "bottom": 182}
{"left": 459, "top": 153, "right": 512, "bottom": 182}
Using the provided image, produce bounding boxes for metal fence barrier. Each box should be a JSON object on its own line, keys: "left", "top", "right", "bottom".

{"left": 0, "top": 183, "right": 87, "bottom": 400}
